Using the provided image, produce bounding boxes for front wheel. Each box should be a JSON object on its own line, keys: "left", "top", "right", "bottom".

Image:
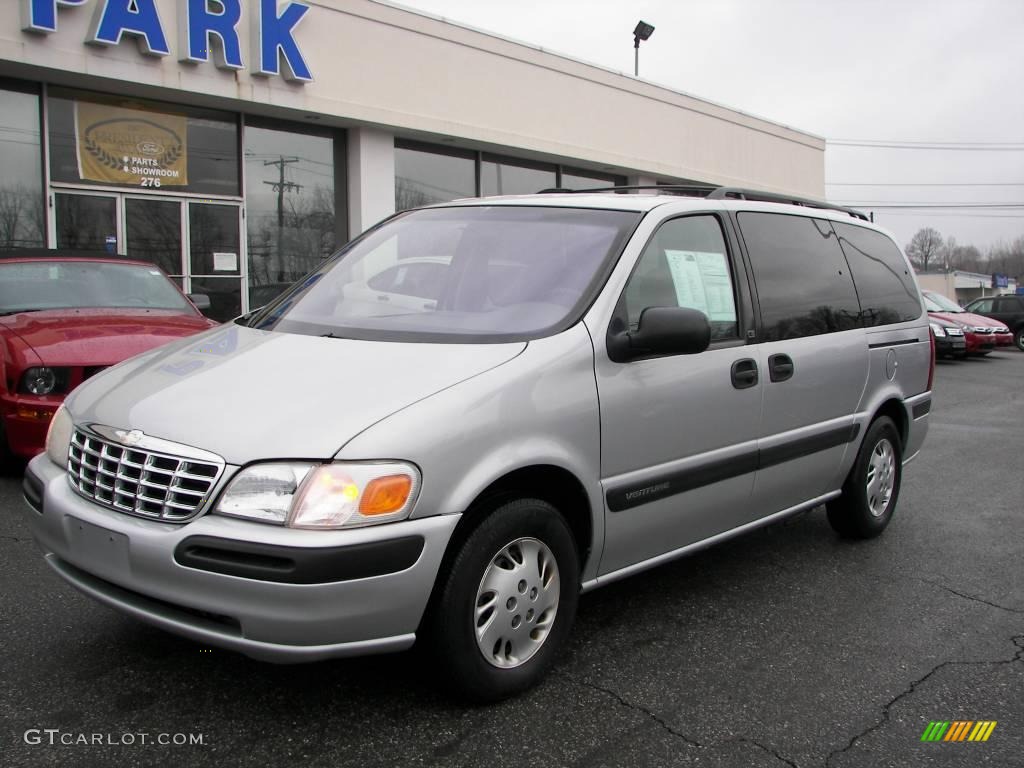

{"left": 827, "top": 416, "right": 902, "bottom": 539}
{"left": 423, "top": 498, "right": 580, "bottom": 702}
{"left": 1015, "top": 328, "right": 1024, "bottom": 352}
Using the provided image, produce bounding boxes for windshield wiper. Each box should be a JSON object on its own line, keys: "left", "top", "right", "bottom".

{"left": 0, "top": 309, "right": 43, "bottom": 317}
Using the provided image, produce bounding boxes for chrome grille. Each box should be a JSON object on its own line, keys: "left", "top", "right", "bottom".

{"left": 67, "top": 428, "right": 222, "bottom": 522}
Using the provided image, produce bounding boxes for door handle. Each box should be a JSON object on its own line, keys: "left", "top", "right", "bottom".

{"left": 768, "top": 353, "right": 794, "bottom": 382}
{"left": 731, "top": 358, "right": 759, "bottom": 389}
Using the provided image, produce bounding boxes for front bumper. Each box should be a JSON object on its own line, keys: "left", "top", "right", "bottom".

{"left": 22, "top": 454, "right": 460, "bottom": 662}
{"left": 1, "top": 394, "right": 60, "bottom": 458}
{"left": 934, "top": 335, "right": 966, "bottom": 357}
{"left": 994, "top": 332, "right": 1013, "bottom": 347}
{"left": 964, "top": 332, "right": 996, "bottom": 353}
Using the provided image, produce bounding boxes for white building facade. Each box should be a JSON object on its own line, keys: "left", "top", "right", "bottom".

{"left": 0, "top": 0, "right": 825, "bottom": 318}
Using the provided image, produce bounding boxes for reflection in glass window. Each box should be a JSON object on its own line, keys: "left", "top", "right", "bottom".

{"left": 47, "top": 88, "right": 239, "bottom": 196}
{"left": 622, "top": 216, "right": 738, "bottom": 340}
{"left": 395, "top": 144, "right": 475, "bottom": 211}
{"left": 244, "top": 125, "right": 336, "bottom": 303}
{"left": 833, "top": 222, "right": 922, "bottom": 326}
{"left": 481, "top": 157, "right": 556, "bottom": 196}
{"left": 0, "top": 86, "right": 45, "bottom": 249}
{"left": 561, "top": 169, "right": 625, "bottom": 191}
{"left": 739, "top": 213, "right": 861, "bottom": 341}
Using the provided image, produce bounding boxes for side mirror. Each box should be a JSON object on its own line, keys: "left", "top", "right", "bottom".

{"left": 188, "top": 293, "right": 212, "bottom": 311}
{"left": 608, "top": 306, "right": 711, "bottom": 362}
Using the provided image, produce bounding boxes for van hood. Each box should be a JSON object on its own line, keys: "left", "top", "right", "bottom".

{"left": 66, "top": 324, "right": 526, "bottom": 464}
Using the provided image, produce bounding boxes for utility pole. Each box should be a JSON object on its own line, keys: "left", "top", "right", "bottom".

{"left": 264, "top": 156, "right": 302, "bottom": 281}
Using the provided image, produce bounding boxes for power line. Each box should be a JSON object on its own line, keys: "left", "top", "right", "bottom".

{"left": 829, "top": 202, "right": 1024, "bottom": 209}
{"left": 827, "top": 181, "right": 1024, "bottom": 187}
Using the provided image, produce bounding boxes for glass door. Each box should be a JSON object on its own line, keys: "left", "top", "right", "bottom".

{"left": 188, "top": 201, "right": 243, "bottom": 322}
{"left": 51, "top": 191, "right": 245, "bottom": 321}
{"left": 54, "top": 191, "right": 118, "bottom": 253}
{"left": 124, "top": 197, "right": 183, "bottom": 286}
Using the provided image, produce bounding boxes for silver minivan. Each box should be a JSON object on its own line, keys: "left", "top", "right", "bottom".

{"left": 23, "top": 188, "right": 933, "bottom": 700}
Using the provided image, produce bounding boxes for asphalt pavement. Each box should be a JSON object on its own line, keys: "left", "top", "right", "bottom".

{"left": 2, "top": 351, "right": 1021, "bottom": 768}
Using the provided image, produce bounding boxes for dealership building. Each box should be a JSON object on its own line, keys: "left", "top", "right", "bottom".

{"left": 0, "top": 0, "right": 825, "bottom": 319}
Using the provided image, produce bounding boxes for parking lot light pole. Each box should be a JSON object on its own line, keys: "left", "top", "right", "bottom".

{"left": 633, "top": 20, "right": 655, "bottom": 77}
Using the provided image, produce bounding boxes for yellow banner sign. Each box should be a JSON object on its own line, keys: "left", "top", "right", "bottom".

{"left": 76, "top": 102, "right": 188, "bottom": 188}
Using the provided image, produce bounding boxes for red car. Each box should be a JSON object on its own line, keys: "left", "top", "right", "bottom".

{"left": 922, "top": 290, "right": 1011, "bottom": 356}
{"left": 1, "top": 255, "right": 217, "bottom": 461}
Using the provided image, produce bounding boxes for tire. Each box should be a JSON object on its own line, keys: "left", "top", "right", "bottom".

{"left": 423, "top": 498, "right": 580, "bottom": 702}
{"left": 1015, "top": 328, "right": 1024, "bottom": 352}
{"left": 827, "top": 416, "right": 902, "bottom": 539}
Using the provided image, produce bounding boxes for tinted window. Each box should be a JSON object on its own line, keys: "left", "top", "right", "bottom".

{"left": 622, "top": 215, "right": 738, "bottom": 340}
{"left": 739, "top": 213, "right": 860, "bottom": 341}
{"left": 994, "top": 297, "right": 1022, "bottom": 313}
{"left": 0, "top": 85, "right": 45, "bottom": 249}
{"left": 245, "top": 124, "right": 337, "bottom": 289}
{"left": 395, "top": 143, "right": 476, "bottom": 211}
{"left": 481, "top": 156, "right": 556, "bottom": 196}
{"left": 833, "top": 222, "right": 922, "bottom": 325}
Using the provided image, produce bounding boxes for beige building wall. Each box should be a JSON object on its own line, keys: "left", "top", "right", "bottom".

{"left": 0, "top": 0, "right": 824, "bottom": 196}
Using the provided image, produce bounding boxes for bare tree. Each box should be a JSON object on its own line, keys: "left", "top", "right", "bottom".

{"left": 905, "top": 228, "right": 944, "bottom": 272}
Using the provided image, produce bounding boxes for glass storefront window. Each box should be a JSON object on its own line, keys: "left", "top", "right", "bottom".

{"left": 561, "top": 168, "right": 625, "bottom": 190}
{"left": 481, "top": 156, "right": 556, "bottom": 197}
{"left": 244, "top": 124, "right": 336, "bottom": 306}
{"left": 395, "top": 143, "right": 476, "bottom": 211}
{"left": 47, "top": 88, "right": 239, "bottom": 196}
{"left": 0, "top": 85, "right": 45, "bottom": 249}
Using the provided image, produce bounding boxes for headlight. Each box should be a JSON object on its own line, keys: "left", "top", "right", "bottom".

{"left": 929, "top": 323, "right": 946, "bottom": 337}
{"left": 45, "top": 405, "right": 73, "bottom": 468}
{"left": 22, "top": 367, "right": 61, "bottom": 395}
{"left": 215, "top": 461, "right": 421, "bottom": 529}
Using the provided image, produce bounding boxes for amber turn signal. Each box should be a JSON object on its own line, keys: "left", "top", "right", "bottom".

{"left": 359, "top": 474, "right": 413, "bottom": 516}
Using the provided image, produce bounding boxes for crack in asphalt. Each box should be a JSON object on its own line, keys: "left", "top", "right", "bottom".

{"left": 824, "top": 635, "right": 1024, "bottom": 767}
{"left": 557, "top": 672, "right": 801, "bottom": 767}
{"left": 0, "top": 535, "right": 30, "bottom": 543}
{"left": 555, "top": 671, "right": 702, "bottom": 748}
{"left": 919, "top": 578, "right": 1024, "bottom": 614}
{"left": 743, "top": 738, "right": 800, "bottom": 767}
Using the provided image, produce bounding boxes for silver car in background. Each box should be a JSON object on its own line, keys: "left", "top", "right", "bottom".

{"left": 23, "top": 189, "right": 933, "bottom": 700}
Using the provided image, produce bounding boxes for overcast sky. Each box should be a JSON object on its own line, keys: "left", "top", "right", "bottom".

{"left": 392, "top": 0, "right": 1024, "bottom": 254}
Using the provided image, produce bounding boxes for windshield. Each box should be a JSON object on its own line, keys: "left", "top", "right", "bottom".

{"left": 248, "top": 206, "right": 641, "bottom": 342}
{"left": 923, "top": 291, "right": 963, "bottom": 313}
{"left": 0, "top": 261, "right": 194, "bottom": 315}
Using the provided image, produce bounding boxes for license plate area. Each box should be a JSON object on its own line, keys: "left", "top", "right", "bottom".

{"left": 65, "top": 516, "right": 131, "bottom": 580}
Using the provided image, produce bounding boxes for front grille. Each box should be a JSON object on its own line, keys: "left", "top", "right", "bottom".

{"left": 67, "top": 429, "right": 222, "bottom": 522}
{"left": 82, "top": 365, "right": 108, "bottom": 381}
{"left": 974, "top": 327, "right": 993, "bottom": 334}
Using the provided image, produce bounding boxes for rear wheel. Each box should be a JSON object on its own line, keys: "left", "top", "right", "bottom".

{"left": 827, "top": 416, "right": 902, "bottom": 539}
{"left": 424, "top": 498, "right": 579, "bottom": 702}
{"left": 1015, "top": 328, "right": 1024, "bottom": 352}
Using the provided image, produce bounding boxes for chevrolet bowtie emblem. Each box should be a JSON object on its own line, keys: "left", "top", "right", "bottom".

{"left": 115, "top": 429, "right": 145, "bottom": 447}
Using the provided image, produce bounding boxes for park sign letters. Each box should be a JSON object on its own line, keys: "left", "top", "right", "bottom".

{"left": 21, "top": 0, "right": 314, "bottom": 82}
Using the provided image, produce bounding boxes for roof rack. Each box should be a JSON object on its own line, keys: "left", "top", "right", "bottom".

{"left": 535, "top": 184, "right": 870, "bottom": 221}
{"left": 706, "top": 187, "right": 870, "bottom": 221}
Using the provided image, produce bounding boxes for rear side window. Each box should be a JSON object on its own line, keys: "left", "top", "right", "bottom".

{"left": 738, "top": 213, "right": 860, "bottom": 341}
{"left": 833, "top": 222, "right": 922, "bottom": 325}
{"left": 994, "top": 297, "right": 1021, "bottom": 313}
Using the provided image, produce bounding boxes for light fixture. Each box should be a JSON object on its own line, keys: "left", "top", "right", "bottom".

{"left": 633, "top": 20, "right": 655, "bottom": 77}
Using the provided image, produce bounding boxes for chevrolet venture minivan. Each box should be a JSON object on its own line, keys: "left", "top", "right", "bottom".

{"left": 23, "top": 188, "right": 933, "bottom": 701}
